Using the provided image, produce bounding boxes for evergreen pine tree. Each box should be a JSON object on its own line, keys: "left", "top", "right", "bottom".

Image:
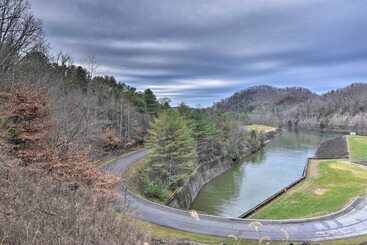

{"left": 177, "top": 103, "right": 220, "bottom": 162}
{"left": 144, "top": 89, "right": 159, "bottom": 116}
{"left": 146, "top": 109, "right": 196, "bottom": 188}
{"left": 191, "top": 111, "right": 219, "bottom": 162}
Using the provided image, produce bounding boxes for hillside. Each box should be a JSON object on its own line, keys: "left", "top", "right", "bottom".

{"left": 215, "top": 85, "right": 316, "bottom": 113}
{"left": 0, "top": 1, "right": 264, "bottom": 243}
{"left": 214, "top": 83, "right": 367, "bottom": 132}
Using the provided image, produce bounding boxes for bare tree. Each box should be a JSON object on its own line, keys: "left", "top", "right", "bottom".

{"left": 85, "top": 52, "right": 98, "bottom": 78}
{"left": 54, "top": 51, "right": 73, "bottom": 67}
{"left": 0, "top": 0, "right": 46, "bottom": 73}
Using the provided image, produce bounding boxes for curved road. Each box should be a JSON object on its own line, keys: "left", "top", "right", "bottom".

{"left": 104, "top": 149, "right": 367, "bottom": 242}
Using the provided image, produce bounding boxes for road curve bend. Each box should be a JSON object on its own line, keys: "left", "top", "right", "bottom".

{"left": 103, "top": 149, "right": 367, "bottom": 242}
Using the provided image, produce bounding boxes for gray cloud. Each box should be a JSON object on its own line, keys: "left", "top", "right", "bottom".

{"left": 31, "top": 0, "right": 367, "bottom": 106}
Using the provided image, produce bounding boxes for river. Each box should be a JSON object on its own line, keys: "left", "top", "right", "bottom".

{"left": 191, "top": 129, "right": 343, "bottom": 217}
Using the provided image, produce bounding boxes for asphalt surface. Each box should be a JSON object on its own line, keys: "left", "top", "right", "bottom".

{"left": 103, "top": 149, "right": 367, "bottom": 242}
{"left": 103, "top": 148, "right": 151, "bottom": 175}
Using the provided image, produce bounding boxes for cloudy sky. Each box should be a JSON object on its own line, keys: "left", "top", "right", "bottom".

{"left": 31, "top": 0, "right": 367, "bottom": 106}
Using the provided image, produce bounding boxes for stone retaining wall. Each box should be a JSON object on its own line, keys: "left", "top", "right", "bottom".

{"left": 166, "top": 128, "right": 281, "bottom": 209}
{"left": 165, "top": 155, "right": 234, "bottom": 209}
{"left": 315, "top": 136, "right": 349, "bottom": 159}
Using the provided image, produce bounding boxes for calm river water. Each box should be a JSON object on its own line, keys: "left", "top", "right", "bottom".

{"left": 191, "top": 129, "right": 343, "bottom": 217}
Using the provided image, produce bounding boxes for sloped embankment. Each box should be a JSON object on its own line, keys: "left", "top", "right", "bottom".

{"left": 315, "top": 136, "right": 349, "bottom": 159}
{"left": 166, "top": 128, "right": 281, "bottom": 209}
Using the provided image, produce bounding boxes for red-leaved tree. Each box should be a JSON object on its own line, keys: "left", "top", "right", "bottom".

{"left": 0, "top": 87, "right": 118, "bottom": 197}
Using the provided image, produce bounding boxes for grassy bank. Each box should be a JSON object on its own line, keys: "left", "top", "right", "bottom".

{"left": 347, "top": 135, "right": 367, "bottom": 160}
{"left": 244, "top": 124, "right": 276, "bottom": 133}
{"left": 122, "top": 157, "right": 150, "bottom": 193}
{"left": 251, "top": 159, "right": 367, "bottom": 219}
{"left": 136, "top": 219, "right": 367, "bottom": 245}
{"left": 118, "top": 148, "right": 367, "bottom": 243}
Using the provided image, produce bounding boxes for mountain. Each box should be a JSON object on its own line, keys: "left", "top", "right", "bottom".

{"left": 214, "top": 85, "right": 317, "bottom": 113}
{"left": 214, "top": 83, "right": 367, "bottom": 133}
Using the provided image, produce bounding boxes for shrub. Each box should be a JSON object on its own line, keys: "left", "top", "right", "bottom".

{"left": 169, "top": 174, "right": 187, "bottom": 190}
{"left": 137, "top": 169, "right": 150, "bottom": 189}
{"left": 144, "top": 180, "right": 170, "bottom": 201}
{"left": 137, "top": 170, "right": 169, "bottom": 201}
{"left": 0, "top": 150, "right": 151, "bottom": 244}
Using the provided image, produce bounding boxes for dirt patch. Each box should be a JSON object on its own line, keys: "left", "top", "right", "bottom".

{"left": 312, "top": 188, "right": 328, "bottom": 196}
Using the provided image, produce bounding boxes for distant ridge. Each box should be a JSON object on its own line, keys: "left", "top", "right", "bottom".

{"left": 214, "top": 83, "right": 367, "bottom": 133}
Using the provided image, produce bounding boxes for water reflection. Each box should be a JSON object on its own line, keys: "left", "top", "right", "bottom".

{"left": 246, "top": 148, "right": 266, "bottom": 164}
{"left": 191, "top": 129, "right": 343, "bottom": 217}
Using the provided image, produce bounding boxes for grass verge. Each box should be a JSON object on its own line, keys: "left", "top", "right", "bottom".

{"left": 122, "top": 157, "right": 150, "bottom": 194}
{"left": 251, "top": 159, "right": 367, "bottom": 219}
{"left": 136, "top": 220, "right": 279, "bottom": 244}
{"left": 347, "top": 135, "right": 367, "bottom": 160}
{"left": 115, "top": 150, "right": 367, "bottom": 244}
{"left": 136, "top": 220, "right": 367, "bottom": 244}
{"left": 243, "top": 124, "right": 276, "bottom": 133}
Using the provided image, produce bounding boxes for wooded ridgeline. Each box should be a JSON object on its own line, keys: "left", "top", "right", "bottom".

{"left": 215, "top": 84, "right": 367, "bottom": 132}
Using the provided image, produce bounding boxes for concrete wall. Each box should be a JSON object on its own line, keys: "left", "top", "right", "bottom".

{"left": 239, "top": 138, "right": 350, "bottom": 218}
{"left": 239, "top": 158, "right": 311, "bottom": 218}
{"left": 166, "top": 128, "right": 281, "bottom": 209}
{"left": 165, "top": 155, "right": 234, "bottom": 209}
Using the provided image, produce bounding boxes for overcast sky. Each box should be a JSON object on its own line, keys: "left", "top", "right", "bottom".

{"left": 31, "top": 0, "right": 367, "bottom": 106}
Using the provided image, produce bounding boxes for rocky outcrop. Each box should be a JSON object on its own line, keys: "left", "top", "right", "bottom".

{"left": 315, "top": 136, "right": 349, "bottom": 159}
{"left": 166, "top": 128, "right": 281, "bottom": 209}
{"left": 264, "top": 128, "right": 282, "bottom": 143}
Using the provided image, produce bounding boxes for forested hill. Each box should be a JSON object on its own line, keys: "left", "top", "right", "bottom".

{"left": 214, "top": 85, "right": 317, "bottom": 113}
{"left": 2, "top": 51, "right": 163, "bottom": 159}
{"left": 214, "top": 83, "right": 367, "bottom": 132}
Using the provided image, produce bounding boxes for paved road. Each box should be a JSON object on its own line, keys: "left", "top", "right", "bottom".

{"left": 103, "top": 148, "right": 151, "bottom": 175}
{"left": 103, "top": 149, "right": 367, "bottom": 242}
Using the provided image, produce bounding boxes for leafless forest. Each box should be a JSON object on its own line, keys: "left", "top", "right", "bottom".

{"left": 215, "top": 84, "right": 367, "bottom": 133}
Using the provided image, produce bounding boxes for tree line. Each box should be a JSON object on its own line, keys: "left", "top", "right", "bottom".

{"left": 2, "top": 49, "right": 164, "bottom": 159}
{"left": 215, "top": 84, "right": 367, "bottom": 133}
{"left": 0, "top": 0, "right": 265, "bottom": 243}
{"left": 138, "top": 103, "right": 265, "bottom": 201}
{"left": 0, "top": 0, "right": 156, "bottom": 243}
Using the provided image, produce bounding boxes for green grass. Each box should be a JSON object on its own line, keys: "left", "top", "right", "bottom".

{"left": 251, "top": 160, "right": 367, "bottom": 219}
{"left": 116, "top": 153, "right": 367, "bottom": 244}
{"left": 123, "top": 156, "right": 175, "bottom": 203}
{"left": 243, "top": 124, "right": 276, "bottom": 133}
{"left": 111, "top": 141, "right": 367, "bottom": 243}
{"left": 347, "top": 135, "right": 367, "bottom": 160}
{"left": 122, "top": 157, "right": 150, "bottom": 194}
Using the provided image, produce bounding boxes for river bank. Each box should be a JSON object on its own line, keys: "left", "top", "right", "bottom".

{"left": 103, "top": 141, "right": 367, "bottom": 242}
{"left": 166, "top": 127, "right": 281, "bottom": 210}
{"left": 243, "top": 134, "right": 367, "bottom": 220}
{"left": 191, "top": 128, "right": 342, "bottom": 217}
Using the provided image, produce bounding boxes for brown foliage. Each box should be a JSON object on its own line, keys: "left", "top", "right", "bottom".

{"left": 0, "top": 87, "right": 118, "bottom": 197}
{"left": 0, "top": 150, "right": 151, "bottom": 244}
{"left": 0, "top": 87, "right": 157, "bottom": 244}
{"left": 100, "top": 128, "right": 121, "bottom": 152}
{"left": 0, "top": 88, "right": 54, "bottom": 165}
